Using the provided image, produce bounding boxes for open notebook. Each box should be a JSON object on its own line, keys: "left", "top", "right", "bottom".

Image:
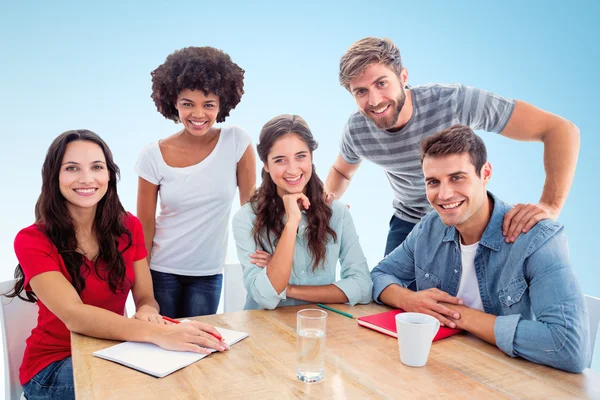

{"left": 93, "top": 325, "right": 248, "bottom": 378}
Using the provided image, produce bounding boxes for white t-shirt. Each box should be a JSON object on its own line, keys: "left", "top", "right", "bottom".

{"left": 456, "top": 240, "right": 484, "bottom": 311}
{"left": 134, "top": 125, "right": 252, "bottom": 276}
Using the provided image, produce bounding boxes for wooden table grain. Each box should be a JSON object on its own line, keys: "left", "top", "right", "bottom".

{"left": 71, "top": 304, "right": 600, "bottom": 399}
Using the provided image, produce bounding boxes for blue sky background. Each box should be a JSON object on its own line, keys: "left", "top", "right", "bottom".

{"left": 0, "top": 0, "right": 598, "bottom": 341}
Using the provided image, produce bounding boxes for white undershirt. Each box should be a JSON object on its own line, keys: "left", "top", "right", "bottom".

{"left": 456, "top": 240, "right": 484, "bottom": 311}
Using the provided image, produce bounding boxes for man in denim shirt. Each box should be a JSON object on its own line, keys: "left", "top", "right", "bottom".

{"left": 371, "top": 124, "right": 590, "bottom": 373}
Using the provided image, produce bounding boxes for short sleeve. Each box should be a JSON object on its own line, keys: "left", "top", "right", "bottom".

{"left": 123, "top": 212, "right": 148, "bottom": 261}
{"left": 232, "top": 126, "right": 252, "bottom": 162}
{"left": 339, "top": 122, "right": 362, "bottom": 164}
{"left": 14, "top": 226, "right": 62, "bottom": 289}
{"left": 455, "top": 84, "right": 516, "bottom": 133}
{"left": 134, "top": 143, "right": 161, "bottom": 185}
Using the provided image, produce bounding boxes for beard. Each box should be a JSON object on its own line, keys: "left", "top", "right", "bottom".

{"left": 362, "top": 87, "right": 407, "bottom": 130}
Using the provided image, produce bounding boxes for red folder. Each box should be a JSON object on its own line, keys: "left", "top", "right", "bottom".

{"left": 357, "top": 309, "right": 462, "bottom": 341}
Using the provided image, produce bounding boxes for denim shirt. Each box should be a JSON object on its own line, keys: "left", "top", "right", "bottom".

{"left": 233, "top": 200, "right": 373, "bottom": 310}
{"left": 371, "top": 192, "right": 590, "bottom": 373}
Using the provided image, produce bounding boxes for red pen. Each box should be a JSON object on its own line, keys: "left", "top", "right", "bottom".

{"left": 161, "top": 315, "right": 223, "bottom": 341}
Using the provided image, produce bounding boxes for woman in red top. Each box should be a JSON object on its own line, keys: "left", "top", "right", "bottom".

{"left": 6, "top": 130, "right": 228, "bottom": 400}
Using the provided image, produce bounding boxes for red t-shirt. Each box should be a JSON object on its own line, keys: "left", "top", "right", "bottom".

{"left": 14, "top": 212, "right": 147, "bottom": 385}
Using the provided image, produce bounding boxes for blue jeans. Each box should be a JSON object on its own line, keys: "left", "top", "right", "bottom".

{"left": 23, "top": 357, "right": 74, "bottom": 400}
{"left": 150, "top": 270, "right": 223, "bottom": 318}
{"left": 384, "top": 215, "right": 417, "bottom": 256}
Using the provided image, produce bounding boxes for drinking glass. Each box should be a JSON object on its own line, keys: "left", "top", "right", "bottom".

{"left": 296, "top": 309, "right": 327, "bottom": 382}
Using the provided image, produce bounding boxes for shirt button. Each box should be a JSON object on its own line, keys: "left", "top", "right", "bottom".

{"left": 454, "top": 270, "right": 458, "bottom": 273}
{"left": 425, "top": 273, "right": 430, "bottom": 278}
{"left": 507, "top": 296, "right": 512, "bottom": 301}
{"left": 301, "top": 271, "right": 305, "bottom": 275}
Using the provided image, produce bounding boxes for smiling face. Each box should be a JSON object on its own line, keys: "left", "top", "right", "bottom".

{"left": 264, "top": 133, "right": 313, "bottom": 197}
{"left": 423, "top": 153, "right": 492, "bottom": 229}
{"left": 349, "top": 62, "right": 408, "bottom": 130}
{"left": 59, "top": 140, "right": 109, "bottom": 215}
{"left": 175, "top": 88, "right": 220, "bottom": 136}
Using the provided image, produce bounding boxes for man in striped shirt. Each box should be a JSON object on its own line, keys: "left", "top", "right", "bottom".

{"left": 325, "top": 37, "right": 580, "bottom": 256}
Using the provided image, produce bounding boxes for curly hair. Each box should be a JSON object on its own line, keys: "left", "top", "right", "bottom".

{"left": 5, "top": 130, "right": 132, "bottom": 302}
{"left": 151, "top": 46, "right": 245, "bottom": 123}
{"left": 250, "top": 115, "right": 337, "bottom": 271}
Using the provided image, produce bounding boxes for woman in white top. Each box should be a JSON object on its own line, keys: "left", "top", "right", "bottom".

{"left": 135, "top": 46, "right": 256, "bottom": 317}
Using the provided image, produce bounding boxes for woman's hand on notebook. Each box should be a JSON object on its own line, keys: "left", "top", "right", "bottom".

{"left": 250, "top": 250, "right": 272, "bottom": 268}
{"left": 152, "top": 321, "right": 229, "bottom": 354}
{"left": 133, "top": 305, "right": 165, "bottom": 324}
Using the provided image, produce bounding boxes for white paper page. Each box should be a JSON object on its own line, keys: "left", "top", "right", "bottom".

{"left": 93, "top": 342, "right": 206, "bottom": 378}
{"left": 216, "top": 327, "right": 249, "bottom": 346}
{"left": 93, "top": 325, "right": 248, "bottom": 378}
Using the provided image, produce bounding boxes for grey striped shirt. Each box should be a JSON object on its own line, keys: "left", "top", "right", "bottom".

{"left": 340, "top": 83, "right": 515, "bottom": 223}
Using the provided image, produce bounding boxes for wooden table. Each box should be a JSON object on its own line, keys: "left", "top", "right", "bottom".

{"left": 72, "top": 304, "right": 600, "bottom": 399}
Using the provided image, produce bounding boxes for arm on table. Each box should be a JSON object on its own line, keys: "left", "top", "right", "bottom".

{"left": 449, "top": 232, "right": 589, "bottom": 373}
{"left": 232, "top": 207, "right": 297, "bottom": 310}
{"left": 29, "top": 272, "right": 226, "bottom": 353}
{"left": 372, "top": 224, "right": 463, "bottom": 328}
{"left": 495, "top": 232, "right": 588, "bottom": 373}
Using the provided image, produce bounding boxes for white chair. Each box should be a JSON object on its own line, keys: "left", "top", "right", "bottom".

{"left": 223, "top": 263, "right": 247, "bottom": 313}
{"left": 0, "top": 279, "right": 38, "bottom": 400}
{"left": 585, "top": 294, "right": 600, "bottom": 369}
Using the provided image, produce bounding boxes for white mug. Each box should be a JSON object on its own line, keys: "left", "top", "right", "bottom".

{"left": 395, "top": 312, "right": 440, "bottom": 367}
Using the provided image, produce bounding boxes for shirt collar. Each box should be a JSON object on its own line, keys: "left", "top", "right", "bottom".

{"left": 442, "top": 191, "right": 507, "bottom": 252}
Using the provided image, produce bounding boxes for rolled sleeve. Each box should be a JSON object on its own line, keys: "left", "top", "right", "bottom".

{"left": 493, "top": 230, "right": 590, "bottom": 373}
{"left": 335, "top": 204, "right": 373, "bottom": 305}
{"left": 494, "top": 314, "right": 522, "bottom": 357}
{"left": 245, "top": 266, "right": 286, "bottom": 310}
{"left": 333, "top": 278, "right": 368, "bottom": 306}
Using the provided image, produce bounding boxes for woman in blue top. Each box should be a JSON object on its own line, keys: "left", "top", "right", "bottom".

{"left": 232, "top": 114, "right": 372, "bottom": 310}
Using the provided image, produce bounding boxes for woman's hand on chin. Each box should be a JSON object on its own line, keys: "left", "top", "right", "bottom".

{"left": 282, "top": 193, "right": 310, "bottom": 225}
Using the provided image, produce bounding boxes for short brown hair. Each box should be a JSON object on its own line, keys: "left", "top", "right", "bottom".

{"left": 339, "top": 37, "right": 403, "bottom": 91}
{"left": 420, "top": 124, "right": 487, "bottom": 176}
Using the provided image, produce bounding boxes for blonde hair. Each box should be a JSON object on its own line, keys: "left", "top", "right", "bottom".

{"left": 339, "top": 37, "right": 403, "bottom": 91}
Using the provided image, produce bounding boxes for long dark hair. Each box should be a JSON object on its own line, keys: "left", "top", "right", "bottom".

{"left": 250, "top": 115, "right": 337, "bottom": 271}
{"left": 5, "top": 130, "right": 132, "bottom": 302}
